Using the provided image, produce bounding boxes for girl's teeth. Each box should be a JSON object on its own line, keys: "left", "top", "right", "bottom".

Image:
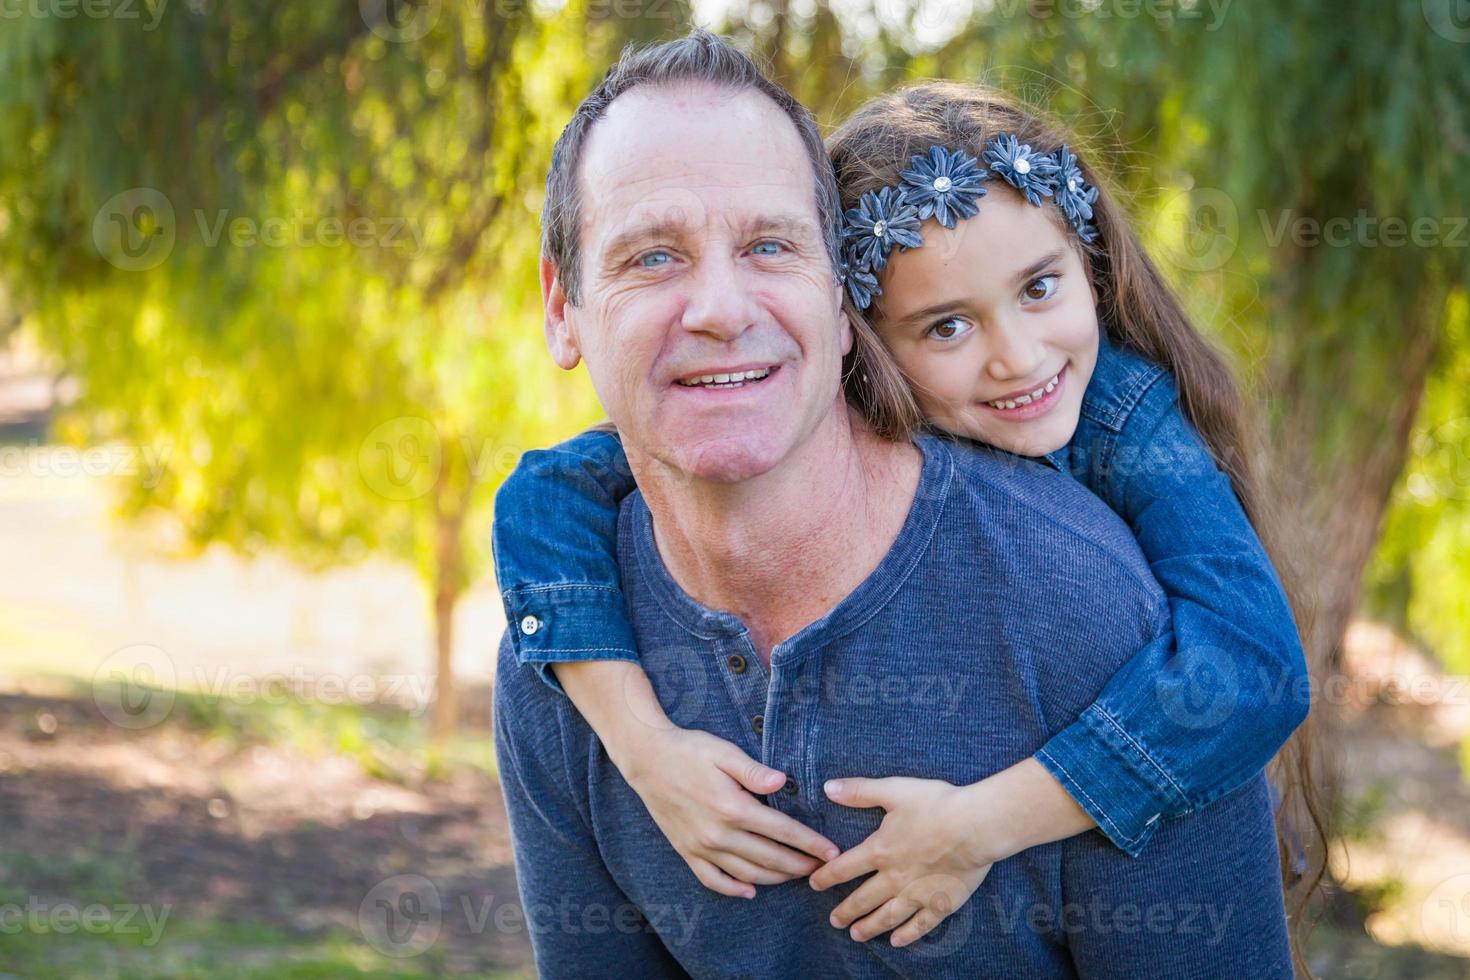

{"left": 987, "top": 372, "right": 1060, "bottom": 410}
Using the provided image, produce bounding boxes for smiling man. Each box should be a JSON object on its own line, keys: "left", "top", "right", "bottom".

{"left": 492, "top": 29, "right": 1292, "bottom": 979}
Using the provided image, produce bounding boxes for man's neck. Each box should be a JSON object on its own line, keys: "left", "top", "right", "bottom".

{"left": 630, "top": 403, "right": 922, "bottom": 665}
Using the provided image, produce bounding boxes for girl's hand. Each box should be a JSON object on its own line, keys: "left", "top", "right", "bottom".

{"left": 622, "top": 725, "right": 841, "bottom": 899}
{"left": 811, "top": 758, "right": 1096, "bottom": 947}
{"left": 810, "top": 776, "right": 996, "bottom": 947}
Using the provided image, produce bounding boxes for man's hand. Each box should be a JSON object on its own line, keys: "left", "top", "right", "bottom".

{"left": 811, "top": 758, "right": 1096, "bottom": 947}
{"left": 550, "top": 659, "right": 839, "bottom": 899}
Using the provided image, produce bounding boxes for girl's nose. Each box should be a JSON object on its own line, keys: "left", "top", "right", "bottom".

{"left": 984, "top": 319, "right": 1046, "bottom": 383}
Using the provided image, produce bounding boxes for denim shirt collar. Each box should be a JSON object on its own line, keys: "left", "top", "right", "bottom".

{"left": 626, "top": 433, "right": 954, "bottom": 655}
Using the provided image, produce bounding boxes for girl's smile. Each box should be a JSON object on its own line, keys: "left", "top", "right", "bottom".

{"left": 978, "top": 363, "right": 1067, "bottom": 421}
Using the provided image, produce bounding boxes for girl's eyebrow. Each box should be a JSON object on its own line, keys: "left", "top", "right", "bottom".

{"left": 1010, "top": 249, "right": 1066, "bottom": 287}
{"left": 895, "top": 299, "right": 967, "bottom": 331}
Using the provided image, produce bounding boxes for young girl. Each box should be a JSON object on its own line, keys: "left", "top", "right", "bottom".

{"left": 493, "top": 81, "right": 1313, "bottom": 951}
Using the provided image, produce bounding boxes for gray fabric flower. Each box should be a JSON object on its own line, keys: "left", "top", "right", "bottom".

{"left": 1051, "top": 144, "right": 1100, "bottom": 242}
{"left": 982, "top": 134, "right": 1059, "bottom": 207}
{"left": 842, "top": 187, "right": 923, "bottom": 274}
{"left": 839, "top": 252, "right": 882, "bottom": 311}
{"left": 899, "top": 146, "right": 989, "bottom": 229}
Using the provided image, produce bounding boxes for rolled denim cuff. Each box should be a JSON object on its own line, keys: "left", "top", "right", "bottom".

{"left": 1034, "top": 703, "right": 1192, "bottom": 858}
{"left": 502, "top": 585, "right": 640, "bottom": 697}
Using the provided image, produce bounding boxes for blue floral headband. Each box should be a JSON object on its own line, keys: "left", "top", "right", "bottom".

{"left": 839, "top": 137, "right": 1100, "bottom": 310}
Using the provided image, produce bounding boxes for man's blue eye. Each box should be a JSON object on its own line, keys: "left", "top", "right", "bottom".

{"left": 1023, "top": 274, "right": 1059, "bottom": 302}
{"left": 639, "top": 251, "right": 671, "bottom": 268}
{"left": 752, "top": 241, "right": 783, "bottom": 255}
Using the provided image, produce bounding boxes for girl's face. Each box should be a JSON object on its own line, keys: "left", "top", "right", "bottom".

{"left": 871, "top": 187, "right": 1100, "bottom": 458}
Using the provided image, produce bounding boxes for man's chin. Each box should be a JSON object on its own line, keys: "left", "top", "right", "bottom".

{"left": 654, "top": 431, "right": 791, "bottom": 485}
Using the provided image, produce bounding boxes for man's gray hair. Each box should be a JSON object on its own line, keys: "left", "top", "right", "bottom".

{"left": 540, "top": 28, "right": 844, "bottom": 306}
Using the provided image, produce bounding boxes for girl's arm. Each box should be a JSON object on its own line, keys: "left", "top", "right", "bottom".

{"left": 492, "top": 427, "right": 839, "bottom": 898}
{"left": 1033, "top": 369, "right": 1311, "bottom": 856}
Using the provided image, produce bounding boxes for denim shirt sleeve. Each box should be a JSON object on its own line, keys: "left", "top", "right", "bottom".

{"left": 491, "top": 426, "right": 640, "bottom": 694}
{"left": 1034, "top": 350, "right": 1310, "bottom": 857}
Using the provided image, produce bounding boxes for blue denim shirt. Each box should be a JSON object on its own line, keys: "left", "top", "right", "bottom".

{"left": 493, "top": 434, "right": 1293, "bottom": 978}
{"left": 492, "top": 335, "right": 1311, "bottom": 856}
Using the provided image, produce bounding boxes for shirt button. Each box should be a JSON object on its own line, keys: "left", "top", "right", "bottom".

{"left": 519, "top": 615, "right": 541, "bottom": 636}
{"left": 726, "top": 654, "right": 747, "bottom": 674}
{"left": 782, "top": 778, "right": 798, "bottom": 796}
{"left": 751, "top": 714, "right": 764, "bottom": 736}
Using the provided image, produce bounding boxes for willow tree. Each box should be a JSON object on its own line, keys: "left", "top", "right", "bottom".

{"left": 0, "top": 0, "right": 684, "bottom": 736}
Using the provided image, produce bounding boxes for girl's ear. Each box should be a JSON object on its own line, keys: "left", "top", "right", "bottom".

{"left": 540, "top": 257, "right": 583, "bottom": 371}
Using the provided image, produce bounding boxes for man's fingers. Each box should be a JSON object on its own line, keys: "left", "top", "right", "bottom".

{"left": 851, "top": 895, "right": 921, "bottom": 943}
{"left": 827, "top": 872, "right": 893, "bottom": 928}
{"left": 809, "top": 841, "right": 875, "bottom": 891}
{"left": 742, "top": 803, "right": 840, "bottom": 862}
{"left": 688, "top": 857, "right": 756, "bottom": 900}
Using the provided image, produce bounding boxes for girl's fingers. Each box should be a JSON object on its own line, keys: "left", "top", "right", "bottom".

{"left": 687, "top": 857, "right": 756, "bottom": 900}
{"left": 740, "top": 805, "right": 841, "bottom": 863}
{"left": 828, "top": 872, "right": 893, "bottom": 928}
{"left": 851, "top": 895, "right": 921, "bottom": 943}
{"left": 712, "top": 850, "right": 800, "bottom": 887}
{"left": 721, "top": 830, "right": 823, "bottom": 879}
{"left": 810, "top": 840, "right": 876, "bottom": 891}
{"left": 890, "top": 905, "right": 945, "bottom": 948}
{"left": 713, "top": 743, "right": 787, "bottom": 795}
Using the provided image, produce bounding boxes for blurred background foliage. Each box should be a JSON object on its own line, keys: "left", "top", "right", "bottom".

{"left": 0, "top": 0, "right": 1467, "bottom": 735}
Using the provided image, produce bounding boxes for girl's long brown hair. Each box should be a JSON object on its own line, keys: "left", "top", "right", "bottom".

{"left": 828, "top": 80, "right": 1329, "bottom": 974}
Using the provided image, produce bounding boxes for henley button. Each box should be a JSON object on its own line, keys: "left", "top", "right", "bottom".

{"left": 726, "top": 654, "right": 747, "bottom": 674}
{"left": 751, "top": 714, "right": 764, "bottom": 736}
{"left": 782, "top": 778, "right": 799, "bottom": 796}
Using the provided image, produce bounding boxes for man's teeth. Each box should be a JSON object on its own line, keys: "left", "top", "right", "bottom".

{"left": 677, "top": 368, "right": 772, "bottom": 388}
{"left": 986, "top": 373, "right": 1060, "bottom": 410}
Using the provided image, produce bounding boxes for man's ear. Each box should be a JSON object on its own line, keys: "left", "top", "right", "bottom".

{"left": 540, "top": 257, "right": 583, "bottom": 371}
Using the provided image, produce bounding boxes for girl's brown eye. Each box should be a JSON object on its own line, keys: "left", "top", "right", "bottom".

{"left": 935, "top": 321, "right": 958, "bottom": 338}
{"left": 1023, "top": 274, "right": 1059, "bottom": 303}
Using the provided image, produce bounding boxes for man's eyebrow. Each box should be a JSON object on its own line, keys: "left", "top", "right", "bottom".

{"left": 739, "top": 211, "right": 821, "bottom": 238}
{"left": 600, "top": 219, "right": 689, "bottom": 262}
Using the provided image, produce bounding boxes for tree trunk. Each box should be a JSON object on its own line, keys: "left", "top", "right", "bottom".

{"left": 1264, "top": 293, "right": 1444, "bottom": 672}
{"left": 428, "top": 461, "right": 471, "bottom": 743}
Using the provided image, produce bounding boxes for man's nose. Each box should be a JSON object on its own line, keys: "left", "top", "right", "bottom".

{"left": 984, "top": 318, "right": 1047, "bottom": 382}
{"left": 679, "top": 253, "right": 760, "bottom": 341}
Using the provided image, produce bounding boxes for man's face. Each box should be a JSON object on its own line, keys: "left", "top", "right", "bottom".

{"left": 546, "top": 83, "right": 850, "bottom": 484}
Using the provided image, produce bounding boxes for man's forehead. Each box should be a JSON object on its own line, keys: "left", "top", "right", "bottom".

{"left": 578, "top": 83, "right": 818, "bottom": 237}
